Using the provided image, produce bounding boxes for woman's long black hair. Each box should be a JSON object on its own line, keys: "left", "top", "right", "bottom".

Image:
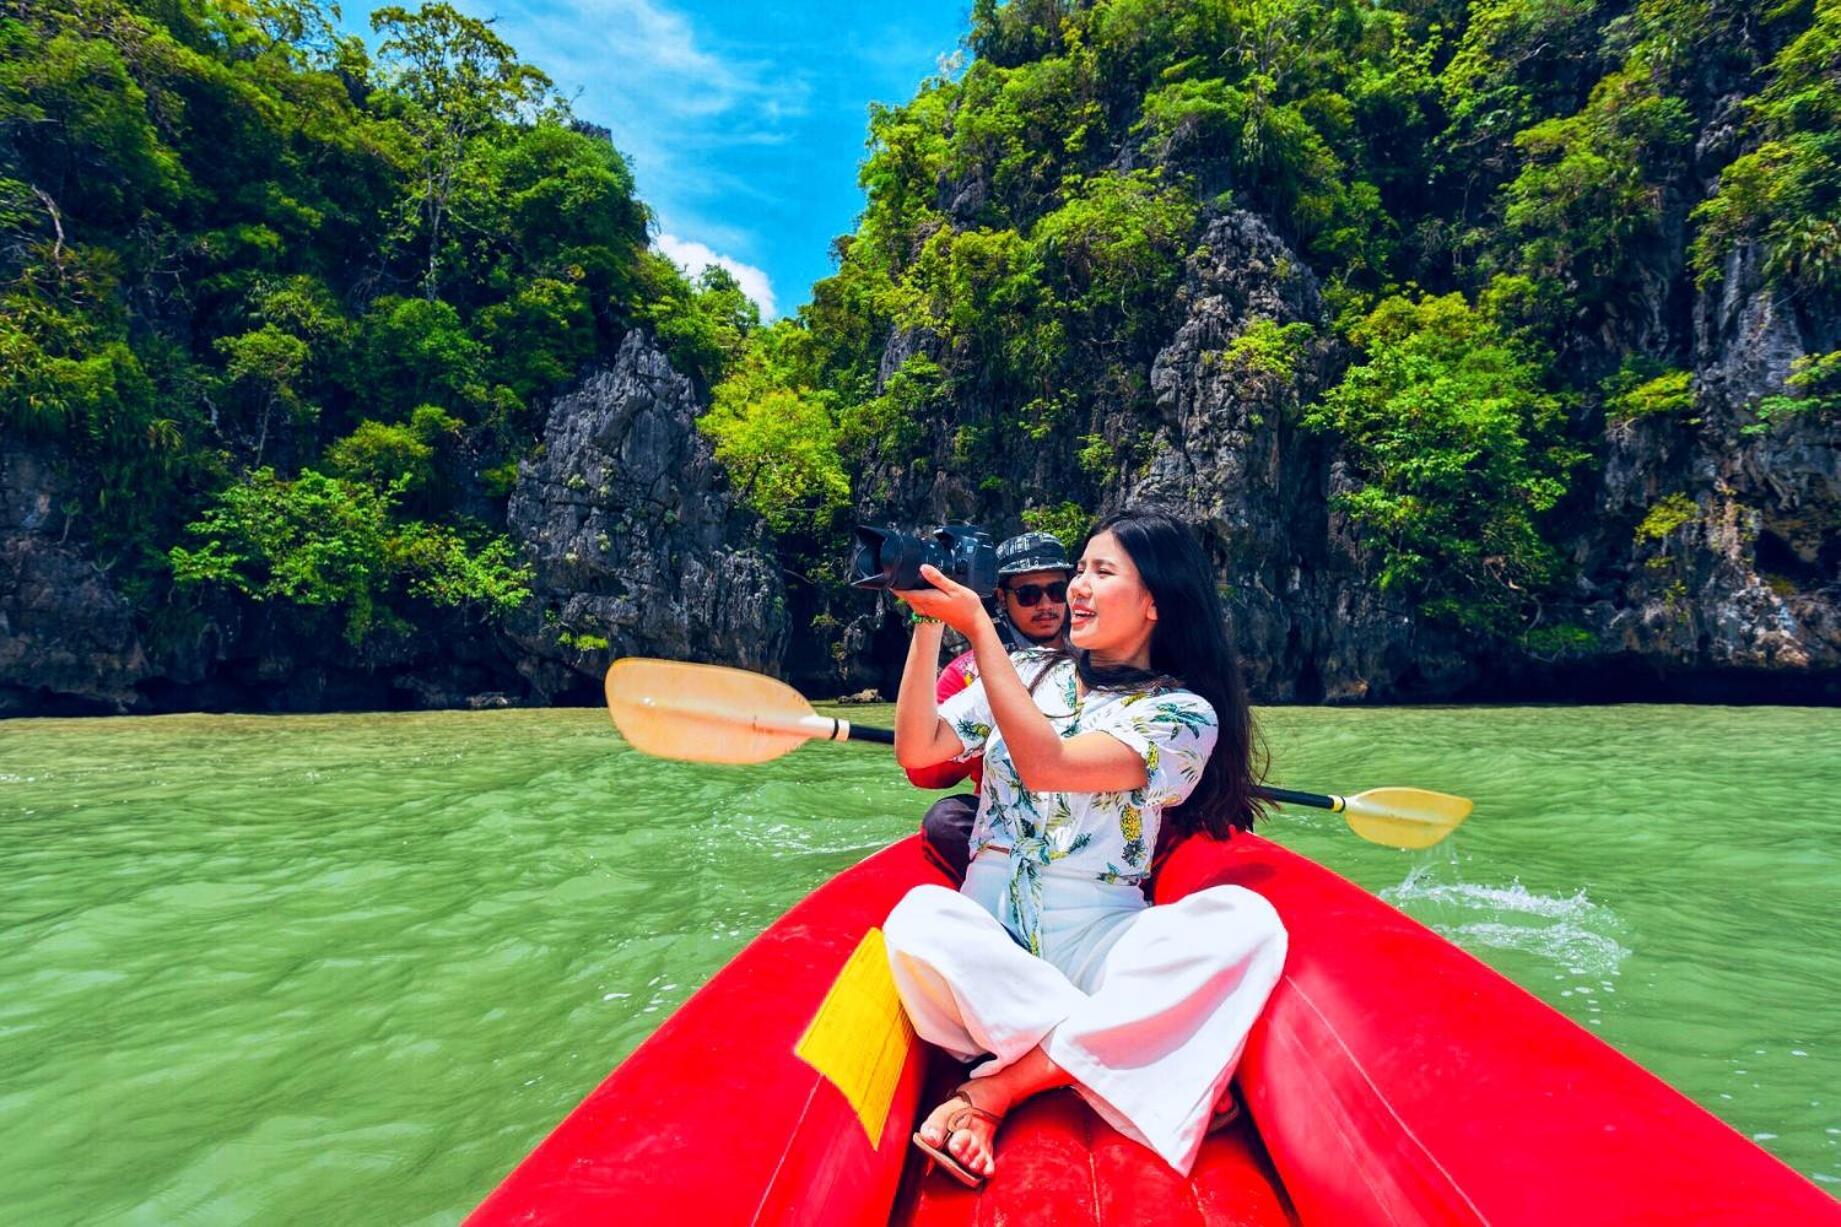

{"left": 1076, "top": 510, "right": 1267, "bottom": 839}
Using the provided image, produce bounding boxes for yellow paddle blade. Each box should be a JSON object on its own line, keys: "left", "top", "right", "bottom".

{"left": 604, "top": 658, "right": 828, "bottom": 765}
{"left": 1339, "top": 786, "right": 1473, "bottom": 850}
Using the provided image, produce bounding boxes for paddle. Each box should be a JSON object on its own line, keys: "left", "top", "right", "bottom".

{"left": 604, "top": 657, "right": 1472, "bottom": 850}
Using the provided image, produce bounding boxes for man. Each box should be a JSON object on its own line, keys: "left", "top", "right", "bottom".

{"left": 906, "top": 530, "right": 1074, "bottom": 882}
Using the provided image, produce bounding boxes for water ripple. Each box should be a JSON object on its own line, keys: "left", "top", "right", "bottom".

{"left": 0, "top": 703, "right": 1836, "bottom": 1220}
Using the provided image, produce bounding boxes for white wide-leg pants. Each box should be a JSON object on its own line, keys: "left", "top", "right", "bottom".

{"left": 884, "top": 869, "right": 1287, "bottom": 1175}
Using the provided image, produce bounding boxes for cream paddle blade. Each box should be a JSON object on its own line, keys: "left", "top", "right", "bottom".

{"left": 604, "top": 657, "right": 889, "bottom": 765}
{"left": 1340, "top": 787, "right": 1473, "bottom": 849}
{"left": 1260, "top": 784, "right": 1473, "bottom": 849}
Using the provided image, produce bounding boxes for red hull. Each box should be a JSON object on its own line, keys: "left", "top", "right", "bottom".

{"left": 471, "top": 834, "right": 1838, "bottom": 1225}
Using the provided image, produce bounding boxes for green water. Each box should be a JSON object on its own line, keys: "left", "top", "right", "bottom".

{"left": 2, "top": 705, "right": 1837, "bottom": 1223}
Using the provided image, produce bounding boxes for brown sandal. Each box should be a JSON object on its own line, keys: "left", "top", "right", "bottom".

{"left": 912, "top": 1082, "right": 1004, "bottom": 1189}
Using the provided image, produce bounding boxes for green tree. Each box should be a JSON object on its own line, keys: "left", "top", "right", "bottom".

{"left": 354, "top": 296, "right": 488, "bottom": 418}
{"left": 1034, "top": 170, "right": 1199, "bottom": 340}
{"left": 1690, "top": 0, "right": 1841, "bottom": 299}
{"left": 642, "top": 262, "right": 763, "bottom": 388}
{"left": 1602, "top": 360, "right": 1695, "bottom": 425}
{"left": 478, "top": 276, "right": 594, "bottom": 411}
{"left": 1021, "top": 501, "right": 1094, "bottom": 550}
{"left": 1304, "top": 289, "right": 1585, "bottom": 631}
{"left": 0, "top": 0, "right": 708, "bottom": 661}
{"left": 697, "top": 382, "right": 849, "bottom": 534}
{"left": 215, "top": 325, "right": 312, "bottom": 465}
{"left": 1747, "top": 349, "right": 1841, "bottom": 434}
{"left": 323, "top": 405, "right": 460, "bottom": 498}
{"left": 170, "top": 467, "right": 529, "bottom": 642}
{"left": 371, "top": 2, "right": 555, "bottom": 296}
{"left": 1502, "top": 67, "right": 1693, "bottom": 293}
{"left": 0, "top": 20, "right": 187, "bottom": 227}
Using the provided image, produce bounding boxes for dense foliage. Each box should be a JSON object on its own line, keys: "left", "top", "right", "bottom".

{"left": 6, "top": 0, "right": 1836, "bottom": 663}
{"left": 714, "top": 0, "right": 1836, "bottom": 635}
{"left": 1302, "top": 290, "right": 1584, "bottom": 630}
{"left": 169, "top": 467, "right": 530, "bottom": 642}
{"left": 0, "top": 0, "right": 751, "bottom": 642}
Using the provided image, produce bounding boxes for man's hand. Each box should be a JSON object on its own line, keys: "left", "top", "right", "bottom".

{"left": 893, "top": 564, "right": 991, "bottom": 638}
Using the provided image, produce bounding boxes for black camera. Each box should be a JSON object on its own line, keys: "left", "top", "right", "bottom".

{"left": 849, "top": 524, "right": 998, "bottom": 597}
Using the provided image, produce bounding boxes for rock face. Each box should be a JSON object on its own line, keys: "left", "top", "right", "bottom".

{"left": 1119, "top": 214, "right": 1836, "bottom": 700}
{"left": 504, "top": 331, "right": 789, "bottom": 702}
{"left": 824, "top": 208, "right": 1837, "bottom": 703}
{"left": 799, "top": 213, "right": 1425, "bottom": 700}
{"left": 0, "top": 443, "right": 150, "bottom": 715}
{"left": 0, "top": 433, "right": 531, "bottom": 711}
{"left": 0, "top": 241, "right": 1832, "bottom": 713}
{"left": 1123, "top": 212, "right": 1459, "bottom": 702}
{"left": 810, "top": 213, "right": 1491, "bottom": 701}
{"left": 0, "top": 331, "right": 788, "bottom": 715}
{"left": 1586, "top": 239, "right": 1840, "bottom": 695}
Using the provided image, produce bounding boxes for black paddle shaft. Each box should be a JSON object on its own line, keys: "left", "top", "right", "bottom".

{"left": 842, "top": 722, "right": 1337, "bottom": 813}
{"left": 1254, "top": 784, "right": 1339, "bottom": 812}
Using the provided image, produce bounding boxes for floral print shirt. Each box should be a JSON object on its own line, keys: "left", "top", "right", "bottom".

{"left": 937, "top": 651, "right": 1219, "bottom": 954}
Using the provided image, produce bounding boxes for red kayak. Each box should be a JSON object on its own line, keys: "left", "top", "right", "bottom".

{"left": 470, "top": 832, "right": 1839, "bottom": 1225}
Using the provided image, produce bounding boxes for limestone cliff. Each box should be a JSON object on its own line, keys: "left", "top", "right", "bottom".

{"left": 806, "top": 208, "right": 1837, "bottom": 703}
{"left": 0, "top": 331, "right": 785, "bottom": 713}
{"left": 505, "top": 331, "right": 788, "bottom": 702}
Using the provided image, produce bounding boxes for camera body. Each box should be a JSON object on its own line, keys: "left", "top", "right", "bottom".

{"left": 849, "top": 524, "right": 998, "bottom": 597}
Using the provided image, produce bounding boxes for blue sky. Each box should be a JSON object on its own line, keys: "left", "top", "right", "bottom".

{"left": 345, "top": 0, "right": 973, "bottom": 319}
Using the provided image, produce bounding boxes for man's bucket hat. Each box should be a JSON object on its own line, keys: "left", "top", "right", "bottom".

{"left": 996, "top": 530, "right": 1073, "bottom": 578}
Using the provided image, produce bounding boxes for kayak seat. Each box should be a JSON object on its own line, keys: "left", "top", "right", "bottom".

{"left": 891, "top": 1051, "right": 1295, "bottom": 1227}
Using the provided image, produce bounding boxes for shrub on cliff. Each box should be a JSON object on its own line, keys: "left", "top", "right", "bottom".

{"left": 1304, "top": 289, "right": 1586, "bottom": 632}
{"left": 698, "top": 333, "right": 851, "bottom": 534}
{"left": 169, "top": 468, "right": 529, "bottom": 644}
{"left": 1691, "top": 0, "right": 1841, "bottom": 302}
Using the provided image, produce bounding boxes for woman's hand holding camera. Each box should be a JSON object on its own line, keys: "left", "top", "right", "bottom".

{"left": 894, "top": 565, "right": 992, "bottom": 639}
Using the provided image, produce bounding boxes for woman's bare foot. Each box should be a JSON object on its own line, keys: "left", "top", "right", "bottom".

{"left": 917, "top": 1082, "right": 1006, "bottom": 1180}
{"left": 915, "top": 1047, "right": 1073, "bottom": 1183}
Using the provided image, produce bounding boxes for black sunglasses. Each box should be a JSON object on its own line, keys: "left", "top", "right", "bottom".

{"left": 1005, "top": 580, "right": 1068, "bottom": 607}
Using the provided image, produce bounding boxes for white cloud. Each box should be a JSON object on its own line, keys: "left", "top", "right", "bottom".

{"left": 485, "top": 0, "right": 806, "bottom": 131}
{"left": 655, "top": 233, "right": 778, "bottom": 320}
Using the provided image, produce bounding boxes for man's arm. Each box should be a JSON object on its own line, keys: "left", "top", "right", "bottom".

{"left": 893, "top": 621, "right": 967, "bottom": 770}
{"left": 904, "top": 649, "right": 977, "bottom": 790}
{"left": 897, "top": 564, "right": 1146, "bottom": 795}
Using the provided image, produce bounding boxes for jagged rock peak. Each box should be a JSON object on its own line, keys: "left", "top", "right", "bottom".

{"left": 505, "top": 330, "right": 791, "bottom": 701}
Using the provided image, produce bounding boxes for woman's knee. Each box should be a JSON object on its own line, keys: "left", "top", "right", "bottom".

{"left": 884, "top": 883, "right": 962, "bottom": 954}
{"left": 1189, "top": 885, "right": 1288, "bottom": 951}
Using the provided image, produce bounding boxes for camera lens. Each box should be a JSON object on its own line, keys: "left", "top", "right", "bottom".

{"left": 848, "top": 525, "right": 997, "bottom": 596}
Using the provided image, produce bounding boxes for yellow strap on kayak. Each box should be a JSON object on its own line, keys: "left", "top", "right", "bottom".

{"left": 794, "top": 928, "right": 915, "bottom": 1144}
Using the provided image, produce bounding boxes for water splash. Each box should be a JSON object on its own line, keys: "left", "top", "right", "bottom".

{"left": 1381, "top": 864, "right": 1632, "bottom": 978}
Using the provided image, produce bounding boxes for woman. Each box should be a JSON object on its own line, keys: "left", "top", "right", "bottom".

{"left": 884, "top": 510, "right": 1287, "bottom": 1188}
{"left": 908, "top": 529, "right": 1075, "bottom": 883}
